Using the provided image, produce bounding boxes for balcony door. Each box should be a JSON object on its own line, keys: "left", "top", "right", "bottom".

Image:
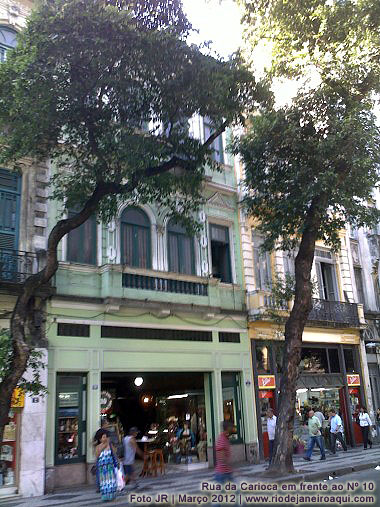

{"left": 316, "top": 261, "right": 338, "bottom": 301}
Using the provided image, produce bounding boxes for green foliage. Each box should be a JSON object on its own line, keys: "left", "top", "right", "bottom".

{"left": 233, "top": 85, "right": 380, "bottom": 252}
{"left": 0, "top": 329, "right": 47, "bottom": 396}
{"left": 239, "top": 0, "right": 380, "bottom": 96}
{"left": 0, "top": 0, "right": 265, "bottom": 228}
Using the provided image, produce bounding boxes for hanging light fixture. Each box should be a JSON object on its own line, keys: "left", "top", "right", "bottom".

{"left": 134, "top": 377, "right": 144, "bottom": 387}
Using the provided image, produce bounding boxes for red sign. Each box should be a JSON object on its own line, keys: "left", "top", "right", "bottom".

{"left": 258, "top": 375, "right": 276, "bottom": 389}
{"left": 347, "top": 374, "right": 360, "bottom": 387}
{"left": 349, "top": 388, "right": 359, "bottom": 395}
{"left": 259, "top": 390, "right": 274, "bottom": 399}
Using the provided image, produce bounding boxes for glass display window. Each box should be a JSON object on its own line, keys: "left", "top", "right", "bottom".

{"left": 221, "top": 372, "right": 243, "bottom": 442}
{"left": 0, "top": 409, "right": 19, "bottom": 488}
{"left": 55, "top": 374, "right": 86, "bottom": 464}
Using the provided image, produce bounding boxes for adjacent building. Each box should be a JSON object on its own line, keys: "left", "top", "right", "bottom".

{"left": 0, "top": 0, "right": 49, "bottom": 499}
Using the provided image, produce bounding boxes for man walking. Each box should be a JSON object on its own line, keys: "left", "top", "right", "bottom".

{"left": 266, "top": 408, "right": 277, "bottom": 467}
{"left": 329, "top": 409, "right": 347, "bottom": 454}
{"left": 122, "top": 427, "right": 144, "bottom": 489}
{"left": 303, "top": 409, "right": 326, "bottom": 461}
{"left": 215, "top": 421, "right": 234, "bottom": 486}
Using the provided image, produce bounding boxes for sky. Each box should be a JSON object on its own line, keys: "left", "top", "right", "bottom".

{"left": 182, "top": 0, "right": 243, "bottom": 59}
{"left": 181, "top": 0, "right": 300, "bottom": 107}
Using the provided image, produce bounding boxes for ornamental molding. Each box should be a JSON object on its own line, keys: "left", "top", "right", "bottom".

{"left": 206, "top": 192, "right": 234, "bottom": 210}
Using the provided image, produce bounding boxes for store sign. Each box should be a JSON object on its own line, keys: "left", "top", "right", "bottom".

{"left": 259, "top": 390, "right": 274, "bottom": 399}
{"left": 11, "top": 388, "right": 24, "bottom": 408}
{"left": 258, "top": 375, "right": 276, "bottom": 389}
{"left": 347, "top": 374, "right": 360, "bottom": 386}
{"left": 101, "top": 390, "right": 113, "bottom": 413}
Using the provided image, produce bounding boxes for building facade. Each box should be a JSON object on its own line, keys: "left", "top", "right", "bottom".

{"left": 44, "top": 124, "right": 259, "bottom": 490}
{"left": 0, "top": 0, "right": 49, "bottom": 499}
{"left": 239, "top": 213, "right": 368, "bottom": 459}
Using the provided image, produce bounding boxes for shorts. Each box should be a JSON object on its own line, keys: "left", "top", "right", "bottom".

{"left": 123, "top": 464, "right": 134, "bottom": 476}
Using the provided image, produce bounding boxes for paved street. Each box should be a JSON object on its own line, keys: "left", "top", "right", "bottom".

{"left": 3, "top": 446, "right": 380, "bottom": 507}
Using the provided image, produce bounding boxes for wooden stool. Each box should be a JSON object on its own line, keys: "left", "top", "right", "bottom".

{"left": 152, "top": 449, "right": 165, "bottom": 475}
{"left": 140, "top": 452, "right": 156, "bottom": 477}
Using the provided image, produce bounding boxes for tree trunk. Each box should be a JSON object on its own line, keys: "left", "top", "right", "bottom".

{"left": 0, "top": 182, "right": 115, "bottom": 443}
{"left": 265, "top": 199, "right": 324, "bottom": 475}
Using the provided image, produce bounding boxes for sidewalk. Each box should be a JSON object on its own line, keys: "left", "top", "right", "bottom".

{"left": 2, "top": 446, "right": 380, "bottom": 507}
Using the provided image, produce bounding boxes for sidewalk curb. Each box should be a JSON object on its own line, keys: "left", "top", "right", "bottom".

{"left": 274, "top": 459, "right": 380, "bottom": 483}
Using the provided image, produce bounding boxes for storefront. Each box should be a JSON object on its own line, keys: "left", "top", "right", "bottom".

{"left": 46, "top": 313, "right": 257, "bottom": 490}
{"left": 0, "top": 389, "right": 23, "bottom": 494}
{"left": 250, "top": 328, "right": 365, "bottom": 459}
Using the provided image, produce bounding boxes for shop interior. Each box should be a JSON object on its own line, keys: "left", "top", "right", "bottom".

{"left": 100, "top": 372, "right": 208, "bottom": 467}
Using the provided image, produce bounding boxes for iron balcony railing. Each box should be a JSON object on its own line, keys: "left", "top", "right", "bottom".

{"left": 308, "top": 299, "right": 360, "bottom": 326}
{"left": 122, "top": 272, "right": 208, "bottom": 296}
{"left": 0, "top": 249, "right": 38, "bottom": 284}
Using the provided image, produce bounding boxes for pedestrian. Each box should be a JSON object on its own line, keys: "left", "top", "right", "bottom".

{"left": 358, "top": 407, "right": 373, "bottom": 450}
{"left": 303, "top": 409, "right": 326, "bottom": 461}
{"left": 95, "top": 429, "right": 118, "bottom": 502}
{"left": 266, "top": 408, "right": 277, "bottom": 468}
{"left": 122, "top": 427, "right": 144, "bottom": 489}
{"left": 214, "top": 420, "right": 234, "bottom": 486}
{"left": 328, "top": 409, "right": 347, "bottom": 454}
{"left": 314, "top": 407, "right": 324, "bottom": 427}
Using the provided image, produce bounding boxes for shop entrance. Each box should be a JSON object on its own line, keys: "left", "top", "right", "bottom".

{"left": 100, "top": 372, "right": 208, "bottom": 469}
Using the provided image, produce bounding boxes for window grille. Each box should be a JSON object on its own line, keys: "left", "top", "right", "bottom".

{"left": 101, "top": 326, "right": 212, "bottom": 341}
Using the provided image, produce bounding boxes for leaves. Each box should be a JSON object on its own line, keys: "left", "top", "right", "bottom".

{"left": 234, "top": 85, "right": 380, "bottom": 252}
{"left": 0, "top": 0, "right": 263, "bottom": 227}
{"left": 0, "top": 329, "right": 47, "bottom": 396}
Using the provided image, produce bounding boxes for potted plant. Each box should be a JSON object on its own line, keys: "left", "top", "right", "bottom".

{"left": 293, "top": 435, "right": 306, "bottom": 454}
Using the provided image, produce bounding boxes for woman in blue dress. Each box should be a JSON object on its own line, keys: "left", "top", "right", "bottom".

{"left": 95, "top": 429, "right": 118, "bottom": 502}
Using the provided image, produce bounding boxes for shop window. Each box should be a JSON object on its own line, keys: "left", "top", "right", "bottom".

{"left": 121, "top": 207, "right": 151, "bottom": 269}
{"left": 300, "top": 348, "right": 328, "bottom": 373}
{"left": 0, "top": 27, "right": 17, "bottom": 63}
{"left": 256, "top": 345, "right": 271, "bottom": 374}
{"left": 328, "top": 348, "right": 340, "bottom": 373}
{"left": 315, "top": 261, "right": 338, "bottom": 301}
{"left": 344, "top": 348, "right": 356, "bottom": 373}
{"left": 252, "top": 231, "right": 272, "bottom": 290}
{"left": 167, "top": 218, "right": 195, "bottom": 275}
{"left": 66, "top": 211, "right": 97, "bottom": 265}
{"left": 221, "top": 372, "right": 243, "bottom": 442}
{"left": 210, "top": 224, "right": 232, "bottom": 283}
{"left": 55, "top": 374, "right": 86, "bottom": 464}
{"left": 0, "top": 404, "right": 19, "bottom": 488}
{"left": 354, "top": 267, "right": 366, "bottom": 306}
{"left": 203, "top": 119, "right": 224, "bottom": 164}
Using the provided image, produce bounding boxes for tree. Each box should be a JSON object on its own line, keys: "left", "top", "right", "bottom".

{"left": 233, "top": 85, "right": 380, "bottom": 474}
{"left": 0, "top": 0, "right": 265, "bottom": 442}
{"left": 238, "top": 0, "right": 380, "bottom": 97}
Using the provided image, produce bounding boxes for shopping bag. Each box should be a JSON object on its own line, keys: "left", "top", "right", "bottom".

{"left": 371, "top": 427, "right": 377, "bottom": 440}
{"left": 116, "top": 467, "right": 125, "bottom": 492}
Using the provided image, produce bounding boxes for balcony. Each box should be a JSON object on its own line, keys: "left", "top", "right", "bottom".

{"left": 308, "top": 299, "right": 361, "bottom": 327}
{"left": 0, "top": 249, "right": 38, "bottom": 284}
{"left": 247, "top": 290, "right": 363, "bottom": 328}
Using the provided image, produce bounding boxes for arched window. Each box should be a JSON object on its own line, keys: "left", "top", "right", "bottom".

{"left": 121, "top": 207, "right": 151, "bottom": 268}
{"left": 0, "top": 27, "right": 17, "bottom": 63}
{"left": 67, "top": 211, "right": 97, "bottom": 265}
{"left": 167, "top": 219, "right": 195, "bottom": 275}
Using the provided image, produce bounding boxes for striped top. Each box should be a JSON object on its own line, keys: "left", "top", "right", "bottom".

{"left": 215, "top": 432, "right": 232, "bottom": 474}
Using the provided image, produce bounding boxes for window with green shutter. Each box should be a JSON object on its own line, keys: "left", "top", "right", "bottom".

{"left": 0, "top": 168, "right": 21, "bottom": 250}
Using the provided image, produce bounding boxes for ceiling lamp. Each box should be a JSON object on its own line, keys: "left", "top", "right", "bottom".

{"left": 134, "top": 377, "right": 144, "bottom": 387}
